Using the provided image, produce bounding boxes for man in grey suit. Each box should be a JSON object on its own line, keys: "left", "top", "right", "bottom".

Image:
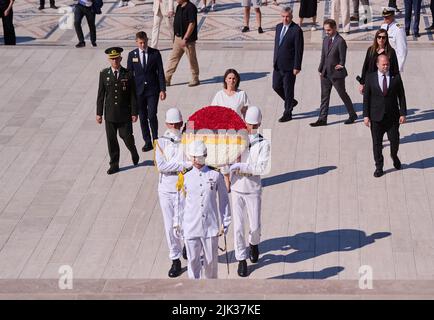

{"left": 310, "top": 19, "right": 357, "bottom": 127}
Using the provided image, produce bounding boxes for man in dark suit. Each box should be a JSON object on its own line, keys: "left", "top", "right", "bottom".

{"left": 127, "top": 31, "right": 166, "bottom": 152}
{"left": 363, "top": 54, "right": 407, "bottom": 177}
{"left": 97, "top": 47, "right": 140, "bottom": 175}
{"left": 272, "top": 6, "right": 304, "bottom": 123}
{"left": 310, "top": 19, "right": 357, "bottom": 127}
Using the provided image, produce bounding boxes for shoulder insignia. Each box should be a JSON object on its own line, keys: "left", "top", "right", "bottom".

{"left": 395, "top": 23, "right": 401, "bottom": 28}
{"left": 207, "top": 166, "right": 220, "bottom": 172}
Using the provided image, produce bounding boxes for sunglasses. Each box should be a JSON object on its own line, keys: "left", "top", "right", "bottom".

{"left": 377, "top": 35, "right": 387, "bottom": 39}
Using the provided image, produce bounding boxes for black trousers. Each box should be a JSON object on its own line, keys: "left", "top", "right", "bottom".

{"left": 272, "top": 69, "right": 296, "bottom": 115}
{"left": 430, "top": 0, "right": 434, "bottom": 24}
{"left": 137, "top": 93, "right": 159, "bottom": 145}
{"left": 318, "top": 75, "right": 356, "bottom": 121}
{"left": 370, "top": 115, "right": 400, "bottom": 170}
{"left": 0, "top": 6, "right": 16, "bottom": 45}
{"left": 74, "top": 4, "right": 96, "bottom": 44}
{"left": 105, "top": 121, "right": 138, "bottom": 167}
{"left": 40, "top": 0, "right": 55, "bottom": 7}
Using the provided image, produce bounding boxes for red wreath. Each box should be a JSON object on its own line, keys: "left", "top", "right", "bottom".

{"left": 187, "top": 106, "right": 247, "bottom": 131}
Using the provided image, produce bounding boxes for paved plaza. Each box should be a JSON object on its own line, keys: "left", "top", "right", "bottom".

{"left": 0, "top": 0, "right": 434, "bottom": 298}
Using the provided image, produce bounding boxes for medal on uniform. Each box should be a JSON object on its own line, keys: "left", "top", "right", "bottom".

{"left": 121, "top": 79, "right": 128, "bottom": 91}
{"left": 132, "top": 57, "right": 139, "bottom": 63}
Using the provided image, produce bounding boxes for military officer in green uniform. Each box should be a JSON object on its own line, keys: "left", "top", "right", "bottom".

{"left": 97, "top": 47, "right": 140, "bottom": 174}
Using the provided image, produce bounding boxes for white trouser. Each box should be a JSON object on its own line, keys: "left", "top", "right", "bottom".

{"left": 331, "top": 0, "right": 351, "bottom": 32}
{"left": 158, "top": 191, "right": 182, "bottom": 260}
{"left": 232, "top": 191, "right": 261, "bottom": 261}
{"left": 151, "top": 8, "right": 174, "bottom": 49}
{"left": 185, "top": 236, "right": 219, "bottom": 279}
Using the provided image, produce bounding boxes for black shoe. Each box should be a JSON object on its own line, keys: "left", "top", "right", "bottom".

{"left": 241, "top": 26, "right": 250, "bottom": 33}
{"left": 182, "top": 246, "right": 187, "bottom": 260}
{"left": 38, "top": 6, "right": 44, "bottom": 10}
{"left": 132, "top": 152, "right": 139, "bottom": 166}
{"left": 344, "top": 114, "right": 357, "bottom": 124}
{"left": 426, "top": 25, "right": 434, "bottom": 31}
{"left": 310, "top": 119, "right": 327, "bottom": 127}
{"left": 392, "top": 157, "right": 401, "bottom": 170}
{"left": 374, "top": 168, "right": 384, "bottom": 178}
{"left": 50, "top": 5, "right": 58, "bottom": 9}
{"left": 406, "top": 30, "right": 410, "bottom": 36}
{"left": 414, "top": 33, "right": 421, "bottom": 38}
{"left": 258, "top": 27, "right": 264, "bottom": 34}
{"left": 237, "top": 260, "right": 248, "bottom": 277}
{"left": 292, "top": 99, "right": 298, "bottom": 108}
{"left": 168, "top": 259, "right": 182, "bottom": 278}
{"left": 75, "top": 42, "right": 85, "bottom": 48}
{"left": 278, "top": 113, "right": 292, "bottom": 123}
{"left": 249, "top": 243, "right": 259, "bottom": 263}
{"left": 91, "top": 42, "right": 97, "bottom": 47}
{"left": 142, "top": 144, "right": 153, "bottom": 152}
{"left": 107, "top": 166, "right": 120, "bottom": 175}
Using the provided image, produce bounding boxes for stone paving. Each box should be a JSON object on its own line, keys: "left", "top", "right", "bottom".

{"left": 0, "top": 0, "right": 434, "bottom": 299}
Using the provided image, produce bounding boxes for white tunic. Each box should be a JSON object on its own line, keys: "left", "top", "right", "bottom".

{"left": 380, "top": 21, "right": 407, "bottom": 72}
{"left": 211, "top": 89, "right": 250, "bottom": 115}
{"left": 177, "top": 166, "right": 231, "bottom": 239}
{"left": 155, "top": 129, "right": 187, "bottom": 193}
{"left": 231, "top": 133, "right": 271, "bottom": 194}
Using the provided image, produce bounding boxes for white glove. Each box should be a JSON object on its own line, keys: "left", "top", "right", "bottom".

{"left": 173, "top": 224, "right": 183, "bottom": 239}
{"left": 230, "top": 163, "right": 247, "bottom": 172}
{"left": 183, "top": 161, "right": 193, "bottom": 170}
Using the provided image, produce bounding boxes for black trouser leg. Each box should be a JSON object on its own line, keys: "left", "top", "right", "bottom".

{"left": 105, "top": 121, "right": 120, "bottom": 167}
{"left": 333, "top": 78, "right": 356, "bottom": 118}
{"left": 388, "top": 0, "right": 397, "bottom": 8}
{"left": 272, "top": 70, "right": 295, "bottom": 115}
{"left": 84, "top": 7, "right": 96, "bottom": 44}
{"left": 272, "top": 70, "right": 286, "bottom": 108}
{"left": 50, "top": 0, "right": 56, "bottom": 6}
{"left": 1, "top": 7, "right": 16, "bottom": 45}
{"left": 118, "top": 122, "right": 139, "bottom": 158}
{"left": 431, "top": 0, "right": 434, "bottom": 24}
{"left": 74, "top": 5, "right": 85, "bottom": 44}
{"left": 146, "top": 94, "right": 159, "bottom": 142}
{"left": 385, "top": 119, "right": 400, "bottom": 160}
{"left": 40, "top": 0, "right": 45, "bottom": 7}
{"left": 319, "top": 76, "right": 333, "bottom": 121}
{"left": 370, "top": 120, "right": 386, "bottom": 170}
{"left": 137, "top": 94, "right": 152, "bottom": 145}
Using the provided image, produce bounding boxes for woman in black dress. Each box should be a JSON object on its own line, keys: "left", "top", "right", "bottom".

{"left": 359, "top": 28, "right": 399, "bottom": 94}
{"left": 299, "top": 0, "right": 318, "bottom": 30}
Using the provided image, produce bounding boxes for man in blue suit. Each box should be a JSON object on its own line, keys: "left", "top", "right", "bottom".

{"left": 272, "top": 6, "right": 304, "bottom": 123}
{"left": 127, "top": 31, "right": 167, "bottom": 152}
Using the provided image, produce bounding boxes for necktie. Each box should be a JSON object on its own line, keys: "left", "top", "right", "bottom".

{"left": 328, "top": 37, "right": 333, "bottom": 51}
{"left": 114, "top": 70, "right": 118, "bottom": 79}
{"left": 141, "top": 50, "right": 145, "bottom": 68}
{"left": 279, "top": 25, "right": 287, "bottom": 45}
{"left": 382, "top": 74, "right": 388, "bottom": 96}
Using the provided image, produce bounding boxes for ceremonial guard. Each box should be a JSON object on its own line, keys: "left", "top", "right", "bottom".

{"left": 155, "top": 108, "right": 192, "bottom": 277}
{"left": 380, "top": 7, "right": 407, "bottom": 72}
{"left": 229, "top": 106, "right": 271, "bottom": 277}
{"left": 174, "top": 140, "right": 231, "bottom": 279}
{"left": 96, "top": 47, "right": 140, "bottom": 174}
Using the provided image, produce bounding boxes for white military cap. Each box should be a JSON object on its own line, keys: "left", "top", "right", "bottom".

{"left": 165, "top": 107, "right": 183, "bottom": 123}
{"left": 188, "top": 140, "right": 207, "bottom": 157}
{"left": 245, "top": 106, "right": 262, "bottom": 125}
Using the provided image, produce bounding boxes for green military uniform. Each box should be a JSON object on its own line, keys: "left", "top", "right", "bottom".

{"left": 97, "top": 47, "right": 139, "bottom": 173}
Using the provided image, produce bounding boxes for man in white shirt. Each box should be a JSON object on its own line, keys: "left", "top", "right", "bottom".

{"left": 380, "top": 7, "right": 407, "bottom": 72}
{"left": 229, "top": 106, "right": 270, "bottom": 277}
{"left": 151, "top": 0, "right": 175, "bottom": 49}
{"left": 174, "top": 140, "right": 231, "bottom": 279}
{"left": 155, "top": 108, "right": 192, "bottom": 277}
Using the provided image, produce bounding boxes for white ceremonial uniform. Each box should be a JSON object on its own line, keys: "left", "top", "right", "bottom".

{"left": 231, "top": 133, "right": 270, "bottom": 261}
{"left": 381, "top": 20, "right": 407, "bottom": 72}
{"left": 175, "top": 166, "right": 231, "bottom": 279}
{"left": 155, "top": 129, "right": 188, "bottom": 260}
{"left": 151, "top": 0, "right": 175, "bottom": 48}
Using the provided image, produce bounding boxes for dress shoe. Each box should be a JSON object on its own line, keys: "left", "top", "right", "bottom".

{"left": 91, "top": 42, "right": 97, "bottom": 47}
{"left": 107, "top": 166, "right": 119, "bottom": 175}
{"left": 188, "top": 80, "right": 200, "bottom": 87}
{"left": 292, "top": 99, "right": 298, "bottom": 108}
{"left": 278, "top": 113, "right": 292, "bottom": 123}
{"left": 310, "top": 119, "right": 327, "bottom": 127}
{"left": 373, "top": 168, "right": 384, "bottom": 178}
{"left": 344, "top": 114, "right": 357, "bottom": 124}
{"left": 414, "top": 33, "right": 421, "bottom": 38}
{"left": 406, "top": 30, "right": 410, "bottom": 36}
{"left": 182, "top": 246, "right": 187, "bottom": 260}
{"left": 142, "top": 144, "right": 153, "bottom": 152}
{"left": 258, "top": 27, "right": 264, "bottom": 34}
{"left": 75, "top": 42, "right": 85, "bottom": 48}
{"left": 38, "top": 6, "right": 44, "bottom": 10}
{"left": 168, "top": 259, "right": 182, "bottom": 278}
{"left": 426, "top": 25, "right": 434, "bottom": 31}
{"left": 132, "top": 152, "right": 139, "bottom": 166}
{"left": 50, "top": 5, "right": 58, "bottom": 9}
{"left": 241, "top": 26, "right": 250, "bottom": 33}
{"left": 237, "top": 260, "right": 248, "bottom": 277}
{"left": 249, "top": 243, "right": 259, "bottom": 263}
{"left": 392, "top": 157, "right": 402, "bottom": 170}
